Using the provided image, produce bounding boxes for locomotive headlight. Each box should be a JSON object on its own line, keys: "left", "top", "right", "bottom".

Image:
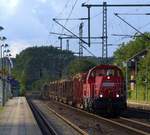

{"left": 116, "top": 94, "right": 120, "bottom": 98}
{"left": 107, "top": 76, "right": 110, "bottom": 79}
{"left": 100, "top": 94, "right": 103, "bottom": 98}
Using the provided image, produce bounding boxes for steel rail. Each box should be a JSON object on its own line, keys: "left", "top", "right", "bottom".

{"left": 46, "top": 105, "right": 88, "bottom": 135}
{"left": 111, "top": 117, "right": 150, "bottom": 134}
{"left": 120, "top": 117, "right": 150, "bottom": 128}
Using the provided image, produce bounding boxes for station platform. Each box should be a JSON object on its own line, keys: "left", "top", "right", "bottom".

{"left": 127, "top": 101, "right": 150, "bottom": 111}
{"left": 0, "top": 97, "right": 42, "bottom": 135}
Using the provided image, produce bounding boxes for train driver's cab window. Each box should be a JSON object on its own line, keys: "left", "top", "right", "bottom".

{"left": 95, "top": 69, "right": 105, "bottom": 76}
{"left": 106, "top": 69, "right": 115, "bottom": 76}
{"left": 95, "top": 69, "right": 116, "bottom": 76}
{"left": 91, "top": 71, "right": 95, "bottom": 77}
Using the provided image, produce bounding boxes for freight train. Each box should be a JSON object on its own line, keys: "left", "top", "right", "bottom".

{"left": 41, "top": 65, "right": 127, "bottom": 115}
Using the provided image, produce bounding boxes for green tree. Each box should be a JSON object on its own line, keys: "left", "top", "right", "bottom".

{"left": 65, "top": 59, "right": 96, "bottom": 77}
{"left": 114, "top": 33, "right": 150, "bottom": 67}
{"left": 12, "top": 46, "right": 75, "bottom": 92}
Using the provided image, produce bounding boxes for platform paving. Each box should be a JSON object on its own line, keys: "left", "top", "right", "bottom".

{"left": 0, "top": 97, "right": 42, "bottom": 135}
{"left": 127, "top": 101, "right": 150, "bottom": 111}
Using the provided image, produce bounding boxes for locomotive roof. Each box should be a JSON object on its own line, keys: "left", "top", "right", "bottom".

{"left": 91, "top": 65, "right": 121, "bottom": 70}
{"left": 86, "top": 65, "right": 122, "bottom": 80}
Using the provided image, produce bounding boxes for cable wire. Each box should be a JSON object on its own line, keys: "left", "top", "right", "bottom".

{"left": 50, "top": 0, "right": 72, "bottom": 36}
{"left": 56, "top": 0, "right": 72, "bottom": 18}
{"left": 61, "top": 0, "right": 79, "bottom": 33}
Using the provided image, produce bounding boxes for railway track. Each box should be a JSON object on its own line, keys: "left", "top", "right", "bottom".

{"left": 46, "top": 100, "right": 150, "bottom": 135}
{"left": 28, "top": 98, "right": 88, "bottom": 135}
{"left": 27, "top": 99, "right": 58, "bottom": 135}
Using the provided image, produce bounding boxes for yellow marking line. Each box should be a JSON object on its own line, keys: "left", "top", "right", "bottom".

{"left": 55, "top": 101, "right": 150, "bottom": 135}
{"left": 46, "top": 104, "right": 88, "bottom": 135}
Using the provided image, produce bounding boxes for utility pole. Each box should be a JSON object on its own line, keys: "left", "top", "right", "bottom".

{"left": 79, "top": 22, "right": 83, "bottom": 57}
{"left": 58, "top": 37, "right": 62, "bottom": 50}
{"left": 88, "top": 6, "right": 91, "bottom": 47}
{"left": 102, "top": 2, "right": 107, "bottom": 58}
{"left": 66, "top": 40, "right": 69, "bottom": 51}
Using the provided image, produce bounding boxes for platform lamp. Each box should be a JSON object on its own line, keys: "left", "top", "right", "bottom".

{"left": 0, "top": 36, "right": 7, "bottom": 41}
{"left": 1, "top": 44, "right": 8, "bottom": 72}
{"left": 3, "top": 48, "right": 10, "bottom": 69}
{"left": 0, "top": 26, "right": 4, "bottom": 31}
{"left": 6, "top": 53, "right": 11, "bottom": 57}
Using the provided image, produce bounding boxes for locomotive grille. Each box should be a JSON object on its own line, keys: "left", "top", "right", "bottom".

{"left": 102, "top": 82, "right": 114, "bottom": 87}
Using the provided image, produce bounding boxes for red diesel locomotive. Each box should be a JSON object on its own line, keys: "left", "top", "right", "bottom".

{"left": 42, "top": 65, "right": 126, "bottom": 115}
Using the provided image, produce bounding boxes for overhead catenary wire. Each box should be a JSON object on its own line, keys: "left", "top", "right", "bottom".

{"left": 54, "top": 18, "right": 88, "bottom": 21}
{"left": 61, "top": 0, "right": 79, "bottom": 33}
{"left": 51, "top": 0, "right": 70, "bottom": 24}
{"left": 50, "top": 0, "right": 72, "bottom": 39}
{"left": 119, "top": 13, "right": 150, "bottom": 39}
{"left": 53, "top": 19, "right": 88, "bottom": 45}
{"left": 91, "top": 12, "right": 103, "bottom": 19}
{"left": 111, "top": 12, "right": 150, "bottom": 46}
{"left": 54, "top": 10, "right": 102, "bottom": 37}
{"left": 50, "top": 32, "right": 73, "bottom": 37}
{"left": 139, "top": 21, "right": 150, "bottom": 30}
{"left": 114, "top": 13, "right": 150, "bottom": 16}
{"left": 53, "top": 9, "right": 103, "bottom": 55}
{"left": 111, "top": 34, "right": 142, "bottom": 38}
{"left": 56, "top": 0, "right": 72, "bottom": 18}
{"left": 84, "top": 0, "right": 90, "bottom": 4}
{"left": 114, "top": 13, "right": 150, "bottom": 41}
{"left": 51, "top": 10, "right": 103, "bottom": 47}
{"left": 65, "top": 11, "right": 103, "bottom": 33}
{"left": 110, "top": 13, "right": 146, "bottom": 42}
{"left": 50, "top": 0, "right": 109, "bottom": 55}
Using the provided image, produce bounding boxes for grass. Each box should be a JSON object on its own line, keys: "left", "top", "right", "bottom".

{"left": 128, "top": 86, "right": 150, "bottom": 104}
{"left": 0, "top": 107, "right": 4, "bottom": 113}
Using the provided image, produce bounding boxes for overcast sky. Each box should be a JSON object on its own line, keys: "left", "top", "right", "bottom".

{"left": 0, "top": 0, "right": 150, "bottom": 57}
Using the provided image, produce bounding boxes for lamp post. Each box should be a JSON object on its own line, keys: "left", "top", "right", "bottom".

{"left": 0, "top": 36, "right": 7, "bottom": 41}
{"left": 123, "top": 61, "right": 128, "bottom": 101}
{"left": 7, "top": 53, "right": 12, "bottom": 99}
{"left": 4, "top": 49, "right": 11, "bottom": 101}
{"left": 4, "top": 52, "right": 12, "bottom": 99}
{"left": 1, "top": 43, "right": 8, "bottom": 106}
{"left": 2, "top": 45, "right": 9, "bottom": 105}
